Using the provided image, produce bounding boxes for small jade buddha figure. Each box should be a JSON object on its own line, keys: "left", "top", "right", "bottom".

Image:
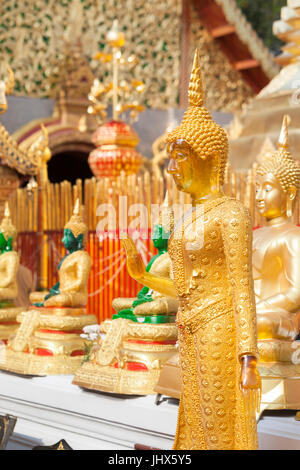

{"left": 253, "top": 115, "right": 300, "bottom": 363}
{"left": 112, "top": 193, "right": 178, "bottom": 323}
{"left": 0, "top": 203, "right": 23, "bottom": 344}
{"left": 31, "top": 199, "right": 91, "bottom": 309}
{"left": 0, "top": 200, "right": 97, "bottom": 375}
{"left": 121, "top": 50, "right": 260, "bottom": 450}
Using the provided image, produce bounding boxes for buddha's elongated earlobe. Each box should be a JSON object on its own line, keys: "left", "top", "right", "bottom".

{"left": 286, "top": 186, "right": 296, "bottom": 218}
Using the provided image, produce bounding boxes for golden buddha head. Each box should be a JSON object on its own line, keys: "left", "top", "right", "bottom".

{"left": 256, "top": 115, "right": 300, "bottom": 220}
{"left": 166, "top": 49, "right": 228, "bottom": 197}
{"left": 63, "top": 199, "right": 88, "bottom": 251}
{"left": 0, "top": 202, "right": 17, "bottom": 250}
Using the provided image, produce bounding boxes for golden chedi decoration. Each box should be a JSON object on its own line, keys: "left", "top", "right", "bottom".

{"left": 0, "top": 202, "right": 23, "bottom": 345}
{"left": 121, "top": 50, "right": 261, "bottom": 450}
{"left": 0, "top": 200, "right": 97, "bottom": 375}
{"left": 254, "top": 115, "right": 300, "bottom": 410}
{"left": 73, "top": 193, "right": 178, "bottom": 395}
{"left": 87, "top": 20, "right": 144, "bottom": 179}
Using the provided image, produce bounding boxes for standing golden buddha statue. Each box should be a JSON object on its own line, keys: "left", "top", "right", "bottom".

{"left": 121, "top": 50, "right": 261, "bottom": 450}
{"left": 0, "top": 203, "right": 23, "bottom": 344}
{"left": 0, "top": 200, "right": 97, "bottom": 375}
{"left": 254, "top": 115, "right": 300, "bottom": 409}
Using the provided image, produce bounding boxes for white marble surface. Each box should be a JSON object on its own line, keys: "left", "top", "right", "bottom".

{"left": 0, "top": 370, "right": 300, "bottom": 450}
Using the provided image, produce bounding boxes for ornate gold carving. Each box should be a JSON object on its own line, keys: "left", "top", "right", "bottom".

{"left": 0, "top": 350, "right": 85, "bottom": 376}
{"left": 73, "top": 362, "right": 161, "bottom": 395}
{"left": 0, "top": 0, "right": 182, "bottom": 109}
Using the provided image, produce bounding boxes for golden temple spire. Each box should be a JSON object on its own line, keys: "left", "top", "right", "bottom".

{"left": 188, "top": 49, "right": 204, "bottom": 107}
{"left": 278, "top": 114, "right": 291, "bottom": 150}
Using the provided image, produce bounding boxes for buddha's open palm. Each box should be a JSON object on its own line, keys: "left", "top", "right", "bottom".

{"left": 121, "top": 235, "right": 146, "bottom": 281}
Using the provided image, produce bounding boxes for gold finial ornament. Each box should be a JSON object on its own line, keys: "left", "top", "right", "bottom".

{"left": 278, "top": 114, "right": 290, "bottom": 149}
{"left": 106, "top": 19, "right": 125, "bottom": 49}
{"left": 64, "top": 199, "right": 88, "bottom": 242}
{"left": 188, "top": 49, "right": 204, "bottom": 107}
{"left": 0, "top": 202, "right": 17, "bottom": 242}
{"left": 257, "top": 115, "right": 300, "bottom": 196}
{"left": 166, "top": 49, "right": 228, "bottom": 184}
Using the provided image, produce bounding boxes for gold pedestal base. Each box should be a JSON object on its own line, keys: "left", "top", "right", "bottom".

{"left": 259, "top": 362, "right": 300, "bottom": 410}
{"left": 0, "top": 307, "right": 23, "bottom": 321}
{"left": 0, "top": 309, "right": 98, "bottom": 376}
{"left": 73, "top": 319, "right": 178, "bottom": 395}
{"left": 155, "top": 353, "right": 300, "bottom": 411}
{"left": 0, "top": 349, "right": 84, "bottom": 376}
{"left": 73, "top": 361, "right": 161, "bottom": 395}
{"left": 0, "top": 307, "right": 23, "bottom": 343}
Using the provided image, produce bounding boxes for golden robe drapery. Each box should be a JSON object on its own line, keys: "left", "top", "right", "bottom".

{"left": 168, "top": 196, "right": 259, "bottom": 450}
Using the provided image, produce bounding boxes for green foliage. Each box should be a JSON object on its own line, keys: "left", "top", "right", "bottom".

{"left": 235, "top": 0, "right": 286, "bottom": 53}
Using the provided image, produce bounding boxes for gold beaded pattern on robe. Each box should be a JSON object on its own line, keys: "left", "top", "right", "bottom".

{"left": 168, "top": 196, "right": 259, "bottom": 450}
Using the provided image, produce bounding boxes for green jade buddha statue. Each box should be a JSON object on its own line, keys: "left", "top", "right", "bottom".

{"left": 112, "top": 194, "right": 177, "bottom": 324}
{"left": 30, "top": 199, "right": 91, "bottom": 309}
{"left": 34, "top": 229, "right": 85, "bottom": 307}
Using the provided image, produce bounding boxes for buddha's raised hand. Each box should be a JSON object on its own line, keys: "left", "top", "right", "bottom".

{"left": 121, "top": 235, "right": 146, "bottom": 281}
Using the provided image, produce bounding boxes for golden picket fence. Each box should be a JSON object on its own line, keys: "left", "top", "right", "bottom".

{"left": 8, "top": 164, "right": 300, "bottom": 322}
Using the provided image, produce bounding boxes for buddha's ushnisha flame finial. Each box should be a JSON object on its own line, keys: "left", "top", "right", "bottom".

{"left": 188, "top": 49, "right": 204, "bottom": 108}
{"left": 73, "top": 198, "right": 80, "bottom": 216}
{"left": 278, "top": 114, "right": 291, "bottom": 150}
{"left": 166, "top": 48, "right": 229, "bottom": 185}
{"left": 64, "top": 199, "right": 88, "bottom": 242}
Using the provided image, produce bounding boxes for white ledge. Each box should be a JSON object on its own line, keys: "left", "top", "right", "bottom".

{"left": 0, "top": 371, "right": 300, "bottom": 450}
